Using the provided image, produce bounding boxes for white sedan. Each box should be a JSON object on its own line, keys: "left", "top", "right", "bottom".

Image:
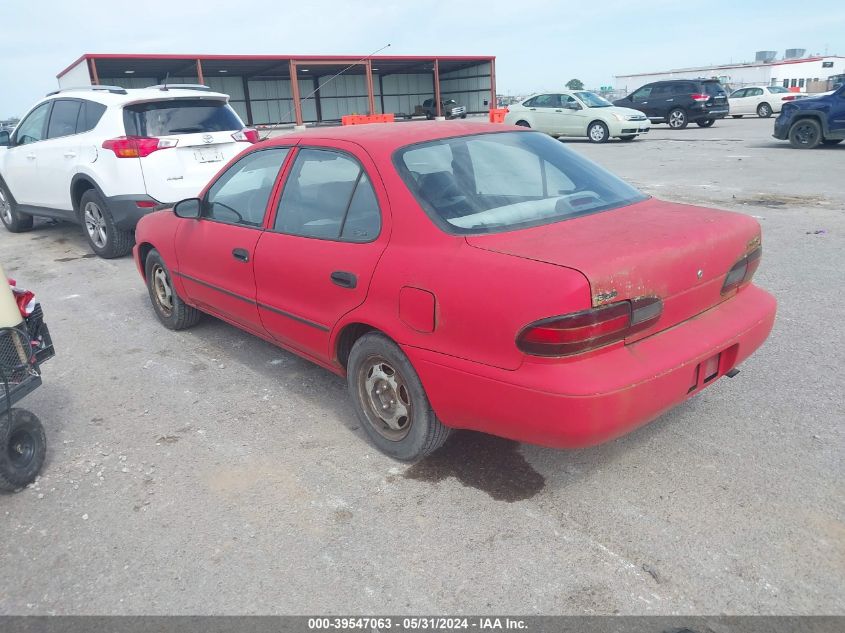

{"left": 504, "top": 91, "right": 650, "bottom": 143}
{"left": 728, "top": 85, "right": 802, "bottom": 118}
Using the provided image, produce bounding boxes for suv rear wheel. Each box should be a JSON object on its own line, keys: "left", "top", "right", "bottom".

{"left": 79, "top": 189, "right": 134, "bottom": 258}
{"left": 0, "top": 181, "right": 34, "bottom": 233}
{"left": 788, "top": 118, "right": 823, "bottom": 149}
{"left": 668, "top": 108, "right": 688, "bottom": 129}
{"left": 696, "top": 119, "right": 716, "bottom": 128}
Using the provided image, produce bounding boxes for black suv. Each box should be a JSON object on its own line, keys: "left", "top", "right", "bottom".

{"left": 614, "top": 79, "right": 728, "bottom": 129}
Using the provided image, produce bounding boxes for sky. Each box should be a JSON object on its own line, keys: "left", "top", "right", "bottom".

{"left": 1, "top": 0, "right": 843, "bottom": 118}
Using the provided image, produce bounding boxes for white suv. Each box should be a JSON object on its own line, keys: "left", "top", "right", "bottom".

{"left": 0, "top": 85, "right": 257, "bottom": 257}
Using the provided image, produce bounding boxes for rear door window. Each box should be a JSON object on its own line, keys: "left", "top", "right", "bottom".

{"left": 123, "top": 99, "right": 242, "bottom": 136}
{"left": 47, "top": 99, "right": 82, "bottom": 139}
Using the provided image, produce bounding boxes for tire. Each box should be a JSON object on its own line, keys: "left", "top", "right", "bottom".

{"left": 347, "top": 332, "right": 450, "bottom": 461}
{"left": 0, "top": 409, "right": 46, "bottom": 492}
{"left": 0, "top": 180, "right": 34, "bottom": 233}
{"left": 822, "top": 139, "right": 843, "bottom": 145}
{"left": 731, "top": 115, "right": 743, "bottom": 119}
{"left": 587, "top": 121, "right": 609, "bottom": 143}
{"left": 788, "top": 118, "right": 823, "bottom": 149}
{"left": 757, "top": 103, "right": 772, "bottom": 118}
{"left": 667, "top": 108, "right": 688, "bottom": 129}
{"left": 619, "top": 135, "right": 637, "bottom": 141}
{"left": 460, "top": 113, "right": 467, "bottom": 119}
{"left": 425, "top": 112, "right": 434, "bottom": 121}
{"left": 145, "top": 249, "right": 201, "bottom": 330}
{"left": 79, "top": 189, "right": 134, "bottom": 258}
{"left": 515, "top": 120, "right": 530, "bottom": 128}
{"left": 696, "top": 119, "right": 716, "bottom": 128}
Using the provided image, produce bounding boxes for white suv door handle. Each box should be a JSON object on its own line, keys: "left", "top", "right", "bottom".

{"left": 64, "top": 152, "right": 77, "bottom": 158}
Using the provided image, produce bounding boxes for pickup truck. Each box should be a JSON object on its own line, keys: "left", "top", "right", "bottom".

{"left": 773, "top": 83, "right": 845, "bottom": 148}
{"left": 416, "top": 98, "right": 467, "bottom": 120}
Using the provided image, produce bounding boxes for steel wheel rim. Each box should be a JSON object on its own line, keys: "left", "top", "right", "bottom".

{"left": 152, "top": 264, "right": 174, "bottom": 316}
{"left": 8, "top": 428, "right": 36, "bottom": 468}
{"left": 794, "top": 123, "right": 817, "bottom": 145}
{"left": 759, "top": 105, "right": 770, "bottom": 117}
{"left": 357, "top": 356, "right": 413, "bottom": 442}
{"left": 669, "top": 111, "right": 685, "bottom": 127}
{"left": 589, "top": 124, "right": 605, "bottom": 141}
{"left": 84, "top": 202, "right": 107, "bottom": 248}
{"left": 0, "top": 188, "right": 11, "bottom": 225}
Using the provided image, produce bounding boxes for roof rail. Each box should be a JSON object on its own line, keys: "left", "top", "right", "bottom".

{"left": 148, "top": 84, "right": 212, "bottom": 92}
{"left": 46, "top": 85, "right": 128, "bottom": 96}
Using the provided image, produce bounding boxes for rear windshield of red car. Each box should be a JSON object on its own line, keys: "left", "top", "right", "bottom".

{"left": 123, "top": 99, "right": 242, "bottom": 137}
{"left": 394, "top": 131, "right": 648, "bottom": 235}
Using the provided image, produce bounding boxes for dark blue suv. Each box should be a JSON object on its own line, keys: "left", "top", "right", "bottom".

{"left": 773, "top": 83, "right": 845, "bottom": 148}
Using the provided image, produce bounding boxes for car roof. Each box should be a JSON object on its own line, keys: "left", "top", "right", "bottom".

{"left": 41, "top": 87, "right": 230, "bottom": 106}
{"left": 262, "top": 121, "right": 524, "bottom": 153}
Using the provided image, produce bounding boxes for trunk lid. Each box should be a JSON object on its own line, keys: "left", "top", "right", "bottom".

{"left": 466, "top": 198, "right": 761, "bottom": 340}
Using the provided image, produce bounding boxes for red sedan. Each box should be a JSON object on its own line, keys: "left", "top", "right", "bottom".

{"left": 133, "top": 122, "right": 776, "bottom": 461}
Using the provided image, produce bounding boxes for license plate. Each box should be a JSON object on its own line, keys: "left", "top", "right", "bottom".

{"left": 194, "top": 147, "right": 223, "bottom": 163}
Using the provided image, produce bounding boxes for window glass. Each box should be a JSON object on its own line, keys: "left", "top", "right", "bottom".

{"left": 205, "top": 148, "right": 289, "bottom": 226}
{"left": 275, "top": 149, "right": 380, "bottom": 242}
{"left": 630, "top": 86, "right": 652, "bottom": 101}
{"left": 574, "top": 91, "right": 612, "bottom": 107}
{"left": 341, "top": 173, "right": 381, "bottom": 242}
{"left": 124, "top": 99, "right": 242, "bottom": 136}
{"left": 749, "top": 88, "right": 764, "bottom": 96}
{"left": 532, "top": 94, "right": 558, "bottom": 107}
{"left": 14, "top": 102, "right": 51, "bottom": 145}
{"left": 701, "top": 82, "right": 725, "bottom": 96}
{"left": 560, "top": 94, "right": 578, "bottom": 108}
{"left": 730, "top": 89, "right": 747, "bottom": 98}
{"left": 651, "top": 84, "right": 673, "bottom": 97}
{"left": 767, "top": 86, "right": 789, "bottom": 94}
{"left": 77, "top": 100, "right": 107, "bottom": 133}
{"left": 394, "top": 131, "right": 636, "bottom": 235}
{"left": 47, "top": 100, "right": 82, "bottom": 139}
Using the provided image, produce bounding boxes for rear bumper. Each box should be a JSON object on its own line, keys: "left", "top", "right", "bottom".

{"left": 107, "top": 194, "right": 161, "bottom": 230}
{"left": 691, "top": 105, "right": 729, "bottom": 120}
{"left": 407, "top": 284, "right": 776, "bottom": 449}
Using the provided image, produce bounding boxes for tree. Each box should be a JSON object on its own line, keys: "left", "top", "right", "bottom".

{"left": 565, "top": 78, "right": 584, "bottom": 90}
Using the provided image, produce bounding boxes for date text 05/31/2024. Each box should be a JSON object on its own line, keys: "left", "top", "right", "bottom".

{"left": 307, "top": 617, "right": 528, "bottom": 630}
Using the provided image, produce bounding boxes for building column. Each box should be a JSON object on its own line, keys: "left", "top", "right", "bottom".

{"left": 313, "top": 76, "right": 323, "bottom": 123}
{"left": 289, "top": 60, "right": 304, "bottom": 126}
{"left": 89, "top": 59, "right": 100, "bottom": 85}
{"left": 365, "top": 60, "right": 376, "bottom": 115}
{"left": 489, "top": 58, "right": 497, "bottom": 109}
{"left": 196, "top": 59, "right": 205, "bottom": 85}
{"left": 242, "top": 76, "right": 254, "bottom": 126}
{"left": 434, "top": 59, "right": 442, "bottom": 117}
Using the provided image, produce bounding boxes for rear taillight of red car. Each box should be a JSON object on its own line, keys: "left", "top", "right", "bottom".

{"left": 102, "top": 136, "right": 178, "bottom": 158}
{"left": 722, "top": 247, "right": 762, "bottom": 295}
{"left": 516, "top": 297, "right": 663, "bottom": 357}
{"left": 232, "top": 128, "right": 260, "bottom": 143}
{"left": 691, "top": 93, "right": 710, "bottom": 102}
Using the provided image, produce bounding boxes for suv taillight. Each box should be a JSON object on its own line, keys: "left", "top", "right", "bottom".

{"left": 516, "top": 297, "right": 663, "bottom": 357}
{"left": 691, "top": 93, "right": 710, "bottom": 102}
{"left": 102, "top": 136, "right": 177, "bottom": 158}
{"left": 722, "top": 247, "right": 762, "bottom": 295}
{"left": 232, "top": 128, "right": 259, "bottom": 143}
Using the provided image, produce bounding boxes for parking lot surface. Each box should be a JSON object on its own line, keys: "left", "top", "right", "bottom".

{"left": 1, "top": 117, "right": 842, "bottom": 615}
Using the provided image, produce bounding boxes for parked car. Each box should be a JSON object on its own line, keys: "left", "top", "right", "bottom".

{"left": 0, "top": 85, "right": 257, "bottom": 258}
{"left": 728, "top": 85, "right": 804, "bottom": 118}
{"left": 773, "top": 83, "right": 845, "bottom": 148}
{"left": 134, "top": 122, "right": 776, "bottom": 461}
{"left": 418, "top": 99, "right": 467, "bottom": 120}
{"left": 504, "top": 90, "right": 650, "bottom": 142}
{"left": 614, "top": 79, "right": 729, "bottom": 129}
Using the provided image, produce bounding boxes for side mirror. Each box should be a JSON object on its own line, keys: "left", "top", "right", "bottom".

{"left": 173, "top": 197, "right": 201, "bottom": 219}
{"left": 0, "top": 131, "right": 10, "bottom": 147}
{"left": 565, "top": 102, "right": 581, "bottom": 110}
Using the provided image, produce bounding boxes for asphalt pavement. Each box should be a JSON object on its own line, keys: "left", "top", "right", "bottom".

{"left": 0, "top": 116, "right": 842, "bottom": 615}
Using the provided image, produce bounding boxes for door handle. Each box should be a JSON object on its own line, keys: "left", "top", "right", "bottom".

{"left": 26, "top": 154, "right": 36, "bottom": 160}
{"left": 64, "top": 152, "right": 77, "bottom": 158}
{"left": 529, "top": 108, "right": 536, "bottom": 111}
{"left": 330, "top": 271, "right": 357, "bottom": 289}
{"left": 555, "top": 109, "right": 563, "bottom": 112}
{"left": 232, "top": 248, "right": 250, "bottom": 263}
